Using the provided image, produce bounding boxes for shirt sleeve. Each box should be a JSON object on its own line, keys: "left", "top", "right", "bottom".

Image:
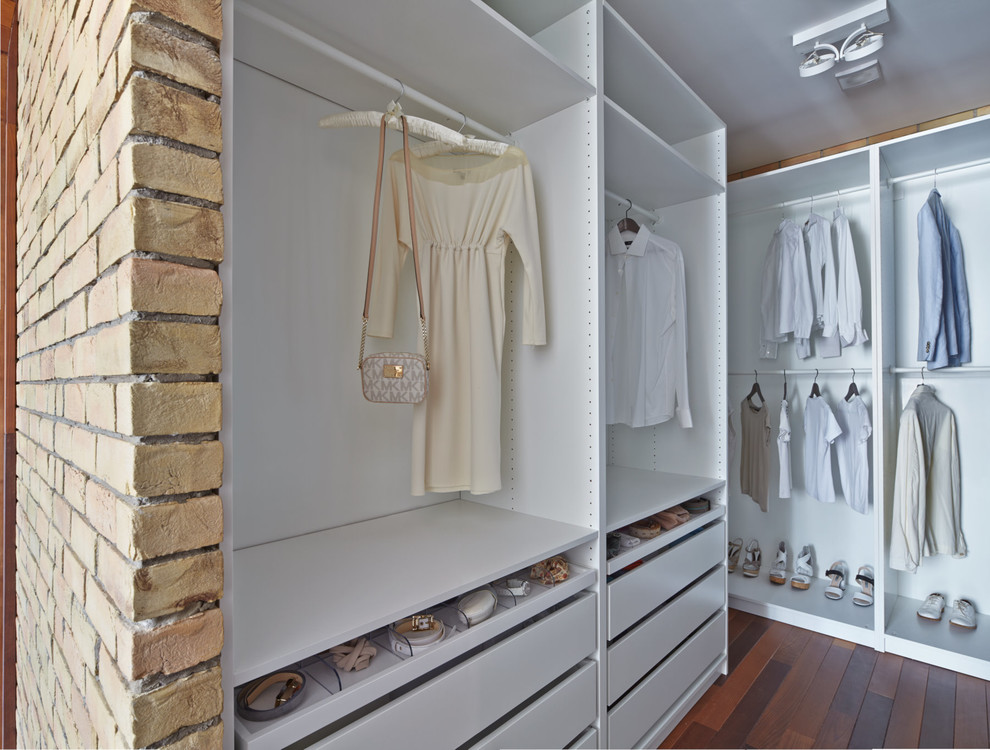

{"left": 889, "top": 410, "right": 925, "bottom": 573}
{"left": 917, "top": 205, "right": 944, "bottom": 362}
{"left": 672, "top": 246, "right": 692, "bottom": 428}
{"left": 501, "top": 160, "right": 547, "bottom": 346}
{"left": 824, "top": 402, "right": 842, "bottom": 443}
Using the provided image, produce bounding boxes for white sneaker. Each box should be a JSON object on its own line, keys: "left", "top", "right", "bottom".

{"left": 949, "top": 599, "right": 977, "bottom": 629}
{"left": 917, "top": 593, "right": 945, "bottom": 621}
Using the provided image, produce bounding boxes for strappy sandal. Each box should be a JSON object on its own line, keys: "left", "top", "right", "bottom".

{"left": 742, "top": 540, "right": 761, "bottom": 578}
{"left": 790, "top": 545, "right": 813, "bottom": 590}
{"left": 853, "top": 565, "right": 874, "bottom": 606}
{"left": 728, "top": 537, "right": 743, "bottom": 574}
{"left": 824, "top": 560, "right": 848, "bottom": 600}
{"left": 768, "top": 541, "right": 788, "bottom": 585}
{"left": 670, "top": 505, "right": 691, "bottom": 524}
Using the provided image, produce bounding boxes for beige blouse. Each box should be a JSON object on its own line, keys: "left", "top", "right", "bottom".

{"left": 368, "top": 145, "right": 546, "bottom": 495}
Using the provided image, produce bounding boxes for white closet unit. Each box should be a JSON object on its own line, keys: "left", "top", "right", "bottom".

{"left": 223, "top": 0, "right": 729, "bottom": 746}
{"left": 725, "top": 113, "right": 990, "bottom": 681}
{"left": 600, "top": 3, "right": 728, "bottom": 747}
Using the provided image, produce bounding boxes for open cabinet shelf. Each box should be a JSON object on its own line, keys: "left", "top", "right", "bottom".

{"left": 605, "top": 466, "right": 723, "bottom": 533}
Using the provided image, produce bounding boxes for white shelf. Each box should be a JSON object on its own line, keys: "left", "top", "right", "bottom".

{"left": 481, "top": 0, "right": 588, "bottom": 37}
{"left": 883, "top": 594, "right": 990, "bottom": 679}
{"left": 728, "top": 572, "right": 875, "bottom": 645}
{"left": 605, "top": 466, "right": 724, "bottom": 533}
{"left": 602, "top": 3, "right": 722, "bottom": 146}
{"left": 604, "top": 98, "right": 724, "bottom": 210}
{"left": 879, "top": 113, "right": 990, "bottom": 180}
{"left": 606, "top": 505, "right": 725, "bottom": 576}
{"left": 235, "top": 568, "right": 596, "bottom": 750}
{"left": 727, "top": 148, "right": 871, "bottom": 215}
{"left": 233, "top": 499, "right": 596, "bottom": 686}
{"left": 233, "top": 0, "right": 594, "bottom": 137}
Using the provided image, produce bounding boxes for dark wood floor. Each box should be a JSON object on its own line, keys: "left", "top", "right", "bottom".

{"left": 661, "top": 609, "right": 990, "bottom": 749}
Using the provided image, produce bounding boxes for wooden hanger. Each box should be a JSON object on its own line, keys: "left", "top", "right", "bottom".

{"left": 809, "top": 369, "right": 821, "bottom": 398}
{"left": 746, "top": 370, "right": 764, "bottom": 407}
{"left": 844, "top": 369, "right": 859, "bottom": 401}
{"left": 617, "top": 199, "right": 640, "bottom": 246}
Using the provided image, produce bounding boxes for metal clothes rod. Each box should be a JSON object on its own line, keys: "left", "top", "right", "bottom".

{"left": 729, "top": 368, "right": 870, "bottom": 377}
{"left": 604, "top": 189, "right": 661, "bottom": 224}
{"left": 239, "top": 2, "right": 512, "bottom": 144}
{"left": 888, "top": 155, "right": 990, "bottom": 185}
{"left": 889, "top": 366, "right": 990, "bottom": 375}
{"left": 729, "top": 184, "right": 871, "bottom": 218}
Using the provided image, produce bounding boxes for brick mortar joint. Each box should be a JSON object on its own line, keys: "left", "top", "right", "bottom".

{"left": 147, "top": 717, "right": 222, "bottom": 750}
{"left": 17, "top": 373, "right": 218, "bottom": 385}
{"left": 17, "top": 407, "right": 220, "bottom": 446}
{"left": 132, "top": 69, "right": 221, "bottom": 105}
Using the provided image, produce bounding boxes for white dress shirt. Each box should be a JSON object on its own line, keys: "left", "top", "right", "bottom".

{"left": 606, "top": 225, "right": 691, "bottom": 428}
{"left": 801, "top": 213, "right": 840, "bottom": 359}
{"left": 833, "top": 208, "right": 869, "bottom": 348}
{"left": 760, "top": 219, "right": 814, "bottom": 359}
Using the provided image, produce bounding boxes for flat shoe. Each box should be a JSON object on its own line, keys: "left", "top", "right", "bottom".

{"left": 949, "top": 599, "right": 977, "bottom": 629}
{"left": 728, "top": 537, "right": 743, "bottom": 574}
{"left": 852, "top": 565, "right": 874, "bottom": 606}
{"left": 824, "top": 560, "right": 847, "bottom": 600}
{"left": 669, "top": 505, "right": 691, "bottom": 524}
{"left": 742, "top": 540, "right": 761, "bottom": 578}
{"left": 917, "top": 593, "right": 945, "bottom": 621}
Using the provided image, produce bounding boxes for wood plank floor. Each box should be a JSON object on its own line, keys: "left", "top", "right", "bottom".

{"left": 661, "top": 610, "right": 990, "bottom": 749}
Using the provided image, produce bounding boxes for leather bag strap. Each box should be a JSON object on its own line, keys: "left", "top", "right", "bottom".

{"left": 360, "top": 115, "right": 430, "bottom": 369}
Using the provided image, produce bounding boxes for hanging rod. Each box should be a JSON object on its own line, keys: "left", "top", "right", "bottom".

{"left": 238, "top": 3, "right": 511, "bottom": 144}
{"left": 729, "top": 368, "right": 870, "bottom": 377}
{"left": 887, "top": 155, "right": 990, "bottom": 185}
{"left": 604, "top": 189, "right": 661, "bottom": 224}
{"left": 729, "top": 184, "right": 870, "bottom": 218}
{"left": 889, "top": 365, "right": 990, "bottom": 375}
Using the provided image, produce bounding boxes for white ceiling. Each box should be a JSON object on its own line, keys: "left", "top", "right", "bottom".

{"left": 609, "top": 0, "right": 990, "bottom": 174}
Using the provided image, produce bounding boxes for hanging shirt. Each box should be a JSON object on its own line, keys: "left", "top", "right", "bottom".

{"left": 890, "top": 385, "right": 966, "bottom": 572}
{"left": 834, "top": 394, "right": 872, "bottom": 514}
{"left": 800, "top": 213, "right": 840, "bottom": 359}
{"left": 778, "top": 398, "right": 792, "bottom": 499}
{"left": 605, "top": 224, "right": 691, "bottom": 428}
{"left": 368, "top": 146, "right": 546, "bottom": 496}
{"left": 739, "top": 396, "right": 770, "bottom": 512}
{"left": 803, "top": 394, "right": 842, "bottom": 504}
{"left": 760, "top": 219, "right": 813, "bottom": 359}
{"left": 833, "top": 208, "right": 869, "bottom": 348}
{"left": 917, "top": 189, "right": 971, "bottom": 370}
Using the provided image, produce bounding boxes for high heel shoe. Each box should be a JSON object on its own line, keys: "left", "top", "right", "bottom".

{"left": 728, "top": 538, "right": 743, "bottom": 573}
{"left": 742, "top": 540, "right": 761, "bottom": 578}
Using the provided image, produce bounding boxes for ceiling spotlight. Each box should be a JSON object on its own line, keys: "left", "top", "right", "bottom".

{"left": 799, "top": 42, "right": 839, "bottom": 77}
{"left": 840, "top": 24, "right": 884, "bottom": 61}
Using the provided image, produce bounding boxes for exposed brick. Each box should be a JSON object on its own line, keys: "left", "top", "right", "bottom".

{"left": 160, "top": 722, "right": 223, "bottom": 750}
{"left": 96, "top": 433, "right": 223, "bottom": 497}
{"left": 120, "top": 257, "right": 222, "bottom": 317}
{"left": 132, "top": 0, "right": 223, "bottom": 43}
{"left": 118, "top": 607, "right": 223, "bottom": 680}
{"left": 75, "top": 321, "right": 221, "bottom": 377}
{"left": 127, "top": 494, "right": 223, "bottom": 559}
{"left": 119, "top": 17, "right": 221, "bottom": 96}
{"left": 119, "top": 141, "right": 223, "bottom": 204}
{"left": 117, "top": 381, "right": 221, "bottom": 436}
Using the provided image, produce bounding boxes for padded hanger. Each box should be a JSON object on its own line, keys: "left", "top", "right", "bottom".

{"left": 746, "top": 370, "right": 764, "bottom": 407}
{"left": 845, "top": 368, "right": 859, "bottom": 401}
{"left": 809, "top": 369, "right": 821, "bottom": 398}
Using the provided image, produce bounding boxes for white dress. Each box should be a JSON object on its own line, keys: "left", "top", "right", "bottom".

{"left": 368, "top": 146, "right": 546, "bottom": 495}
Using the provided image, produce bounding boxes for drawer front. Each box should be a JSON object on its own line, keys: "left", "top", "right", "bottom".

{"left": 312, "top": 593, "right": 596, "bottom": 750}
{"left": 608, "top": 611, "right": 726, "bottom": 749}
{"left": 607, "top": 522, "right": 723, "bottom": 638}
{"left": 608, "top": 566, "right": 724, "bottom": 702}
{"left": 469, "top": 660, "right": 597, "bottom": 750}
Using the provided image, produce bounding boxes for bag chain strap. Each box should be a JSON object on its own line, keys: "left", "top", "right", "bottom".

{"left": 359, "top": 114, "right": 430, "bottom": 370}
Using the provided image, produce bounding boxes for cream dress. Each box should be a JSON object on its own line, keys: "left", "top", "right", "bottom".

{"left": 368, "top": 145, "right": 546, "bottom": 495}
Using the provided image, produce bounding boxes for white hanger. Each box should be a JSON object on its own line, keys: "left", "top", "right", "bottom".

{"left": 320, "top": 98, "right": 508, "bottom": 157}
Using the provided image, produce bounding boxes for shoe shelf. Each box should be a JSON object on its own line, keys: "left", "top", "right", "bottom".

{"left": 605, "top": 466, "right": 725, "bottom": 534}
{"left": 883, "top": 594, "right": 990, "bottom": 680}
{"left": 606, "top": 505, "right": 725, "bottom": 576}
{"left": 235, "top": 563, "right": 596, "bottom": 750}
{"left": 728, "top": 572, "right": 874, "bottom": 646}
{"left": 233, "top": 499, "right": 597, "bottom": 686}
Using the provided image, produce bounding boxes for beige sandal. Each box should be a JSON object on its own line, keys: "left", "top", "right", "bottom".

{"left": 728, "top": 537, "right": 743, "bottom": 573}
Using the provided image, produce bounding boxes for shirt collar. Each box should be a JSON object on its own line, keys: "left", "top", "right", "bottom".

{"left": 607, "top": 224, "right": 651, "bottom": 257}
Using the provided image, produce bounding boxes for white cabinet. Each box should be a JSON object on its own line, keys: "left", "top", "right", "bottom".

{"left": 725, "top": 113, "right": 990, "bottom": 680}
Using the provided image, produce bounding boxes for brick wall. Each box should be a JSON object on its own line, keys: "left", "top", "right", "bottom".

{"left": 15, "top": 1, "right": 224, "bottom": 747}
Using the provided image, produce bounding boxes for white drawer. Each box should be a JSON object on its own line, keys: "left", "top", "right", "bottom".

{"left": 608, "top": 566, "right": 724, "bottom": 703}
{"left": 311, "top": 593, "right": 596, "bottom": 750}
{"left": 608, "top": 611, "right": 726, "bottom": 749}
{"left": 469, "top": 660, "right": 597, "bottom": 750}
{"left": 607, "top": 522, "right": 723, "bottom": 639}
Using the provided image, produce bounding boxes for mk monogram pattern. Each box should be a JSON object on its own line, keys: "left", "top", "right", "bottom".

{"left": 361, "top": 353, "right": 429, "bottom": 403}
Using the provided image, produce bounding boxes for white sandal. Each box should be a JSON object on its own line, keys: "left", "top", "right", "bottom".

{"left": 742, "top": 540, "right": 761, "bottom": 578}
{"left": 790, "top": 545, "right": 813, "bottom": 590}
{"left": 728, "top": 537, "right": 743, "bottom": 574}
{"left": 824, "top": 560, "right": 848, "bottom": 600}
{"left": 852, "top": 565, "right": 874, "bottom": 606}
{"left": 769, "top": 541, "right": 787, "bottom": 585}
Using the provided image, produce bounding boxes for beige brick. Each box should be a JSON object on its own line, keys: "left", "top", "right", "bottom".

{"left": 119, "top": 257, "right": 222, "bottom": 317}
{"left": 126, "top": 494, "right": 223, "bottom": 559}
{"left": 119, "top": 141, "right": 223, "bottom": 204}
{"left": 87, "top": 382, "right": 116, "bottom": 431}
{"left": 88, "top": 159, "right": 120, "bottom": 236}
{"left": 101, "top": 543, "right": 223, "bottom": 621}
{"left": 97, "top": 434, "right": 223, "bottom": 497}
{"left": 87, "top": 272, "right": 119, "bottom": 326}
{"left": 77, "top": 321, "right": 221, "bottom": 376}
{"left": 130, "top": 75, "right": 222, "bottom": 152}
{"left": 117, "top": 382, "right": 221, "bottom": 436}
{"left": 119, "top": 18, "right": 221, "bottom": 96}
{"left": 132, "top": 0, "right": 223, "bottom": 43}
{"left": 160, "top": 722, "right": 223, "bottom": 750}
{"left": 64, "top": 383, "right": 86, "bottom": 423}
{"left": 85, "top": 576, "right": 120, "bottom": 658}
{"left": 118, "top": 607, "right": 222, "bottom": 680}
{"left": 64, "top": 292, "right": 88, "bottom": 339}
